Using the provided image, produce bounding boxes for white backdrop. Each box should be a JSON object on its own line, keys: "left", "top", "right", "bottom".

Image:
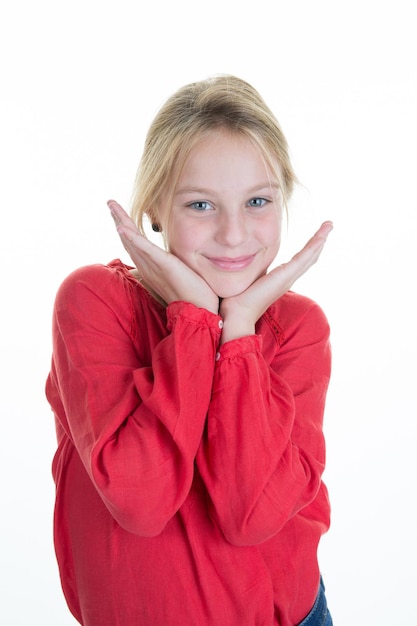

{"left": 1, "top": 1, "right": 416, "bottom": 624}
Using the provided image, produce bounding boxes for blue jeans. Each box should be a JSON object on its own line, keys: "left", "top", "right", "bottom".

{"left": 297, "top": 577, "right": 332, "bottom": 626}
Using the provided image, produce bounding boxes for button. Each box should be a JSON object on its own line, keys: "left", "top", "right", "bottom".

{"left": 215, "top": 352, "right": 221, "bottom": 361}
{"left": 218, "top": 320, "right": 224, "bottom": 329}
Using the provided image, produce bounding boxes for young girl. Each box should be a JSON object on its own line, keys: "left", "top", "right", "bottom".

{"left": 46, "top": 75, "right": 333, "bottom": 626}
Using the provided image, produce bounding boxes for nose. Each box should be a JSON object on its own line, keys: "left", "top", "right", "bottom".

{"left": 214, "top": 210, "right": 249, "bottom": 247}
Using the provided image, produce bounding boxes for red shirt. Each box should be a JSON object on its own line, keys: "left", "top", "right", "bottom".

{"left": 46, "top": 260, "right": 331, "bottom": 626}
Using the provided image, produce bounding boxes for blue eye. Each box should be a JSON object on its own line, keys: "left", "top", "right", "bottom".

{"left": 190, "top": 201, "right": 211, "bottom": 211}
{"left": 248, "top": 197, "right": 268, "bottom": 207}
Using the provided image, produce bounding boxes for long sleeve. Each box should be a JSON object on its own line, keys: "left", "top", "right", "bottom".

{"left": 196, "top": 297, "right": 331, "bottom": 546}
{"left": 46, "top": 263, "right": 222, "bottom": 536}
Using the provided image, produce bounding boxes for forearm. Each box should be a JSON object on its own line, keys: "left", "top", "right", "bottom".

{"left": 197, "top": 303, "right": 331, "bottom": 545}
{"left": 48, "top": 268, "right": 223, "bottom": 535}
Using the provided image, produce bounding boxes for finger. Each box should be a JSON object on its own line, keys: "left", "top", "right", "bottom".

{"left": 311, "top": 220, "right": 333, "bottom": 244}
{"left": 107, "top": 199, "right": 124, "bottom": 222}
{"left": 267, "top": 221, "right": 333, "bottom": 293}
{"left": 290, "top": 221, "right": 333, "bottom": 267}
{"left": 107, "top": 199, "right": 137, "bottom": 231}
{"left": 107, "top": 200, "right": 145, "bottom": 248}
{"left": 302, "top": 221, "right": 333, "bottom": 252}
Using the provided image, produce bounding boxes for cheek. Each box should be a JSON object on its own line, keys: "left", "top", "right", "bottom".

{"left": 259, "top": 219, "right": 282, "bottom": 250}
{"left": 166, "top": 225, "right": 197, "bottom": 259}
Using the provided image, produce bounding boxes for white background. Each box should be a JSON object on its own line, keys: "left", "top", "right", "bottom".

{"left": 1, "top": 1, "right": 416, "bottom": 623}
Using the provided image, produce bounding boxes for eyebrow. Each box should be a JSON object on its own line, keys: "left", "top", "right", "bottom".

{"left": 175, "top": 181, "right": 280, "bottom": 196}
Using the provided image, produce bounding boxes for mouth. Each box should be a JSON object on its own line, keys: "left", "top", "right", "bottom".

{"left": 206, "top": 254, "right": 257, "bottom": 271}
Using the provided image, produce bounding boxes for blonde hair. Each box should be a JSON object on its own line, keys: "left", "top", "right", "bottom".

{"left": 131, "top": 75, "right": 297, "bottom": 235}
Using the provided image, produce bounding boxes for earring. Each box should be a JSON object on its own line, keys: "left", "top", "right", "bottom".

{"left": 151, "top": 223, "right": 161, "bottom": 232}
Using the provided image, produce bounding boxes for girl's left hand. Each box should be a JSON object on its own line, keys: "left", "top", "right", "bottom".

{"left": 219, "top": 221, "right": 333, "bottom": 344}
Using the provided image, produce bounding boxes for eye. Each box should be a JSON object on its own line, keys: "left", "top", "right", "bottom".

{"left": 248, "top": 197, "right": 268, "bottom": 208}
{"left": 189, "top": 201, "right": 212, "bottom": 211}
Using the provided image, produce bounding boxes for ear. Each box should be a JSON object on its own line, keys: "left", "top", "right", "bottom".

{"left": 147, "top": 207, "right": 162, "bottom": 233}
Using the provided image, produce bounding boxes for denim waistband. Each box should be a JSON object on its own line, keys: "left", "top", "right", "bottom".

{"left": 297, "top": 577, "right": 332, "bottom": 626}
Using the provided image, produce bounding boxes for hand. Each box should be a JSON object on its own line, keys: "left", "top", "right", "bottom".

{"left": 219, "top": 221, "right": 333, "bottom": 343}
{"left": 108, "top": 200, "right": 219, "bottom": 314}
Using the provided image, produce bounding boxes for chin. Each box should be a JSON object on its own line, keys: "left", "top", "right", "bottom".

{"left": 210, "top": 279, "right": 254, "bottom": 299}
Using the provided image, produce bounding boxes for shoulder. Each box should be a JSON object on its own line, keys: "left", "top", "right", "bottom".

{"left": 274, "top": 291, "right": 329, "bottom": 329}
{"left": 260, "top": 291, "right": 330, "bottom": 350}
{"left": 53, "top": 259, "right": 138, "bottom": 313}
{"left": 57, "top": 259, "right": 132, "bottom": 288}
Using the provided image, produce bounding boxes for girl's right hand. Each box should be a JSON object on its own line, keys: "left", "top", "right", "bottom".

{"left": 108, "top": 200, "right": 220, "bottom": 314}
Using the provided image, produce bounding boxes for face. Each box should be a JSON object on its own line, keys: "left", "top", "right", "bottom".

{"left": 162, "top": 130, "right": 283, "bottom": 298}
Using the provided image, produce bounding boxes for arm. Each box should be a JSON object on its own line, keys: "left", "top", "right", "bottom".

{"left": 196, "top": 300, "right": 331, "bottom": 546}
{"left": 46, "top": 264, "right": 222, "bottom": 536}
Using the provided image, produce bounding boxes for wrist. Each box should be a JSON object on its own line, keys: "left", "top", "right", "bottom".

{"left": 219, "top": 312, "right": 255, "bottom": 345}
{"left": 219, "top": 298, "right": 258, "bottom": 344}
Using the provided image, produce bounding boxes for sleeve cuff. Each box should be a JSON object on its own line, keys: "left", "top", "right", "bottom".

{"left": 215, "top": 334, "right": 263, "bottom": 363}
{"left": 167, "top": 301, "right": 223, "bottom": 333}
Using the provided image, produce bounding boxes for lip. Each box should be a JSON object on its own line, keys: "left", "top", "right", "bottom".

{"left": 206, "top": 254, "right": 256, "bottom": 271}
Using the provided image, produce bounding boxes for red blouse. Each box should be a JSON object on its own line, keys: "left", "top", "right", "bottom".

{"left": 46, "top": 259, "right": 331, "bottom": 626}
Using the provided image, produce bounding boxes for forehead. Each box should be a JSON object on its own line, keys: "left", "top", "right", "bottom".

{"left": 177, "top": 129, "right": 279, "bottom": 185}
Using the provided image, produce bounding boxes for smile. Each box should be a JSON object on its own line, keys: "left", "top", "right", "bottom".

{"left": 206, "top": 255, "right": 256, "bottom": 271}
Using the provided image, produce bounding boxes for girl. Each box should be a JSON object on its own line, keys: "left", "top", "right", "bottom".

{"left": 46, "top": 75, "right": 333, "bottom": 625}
